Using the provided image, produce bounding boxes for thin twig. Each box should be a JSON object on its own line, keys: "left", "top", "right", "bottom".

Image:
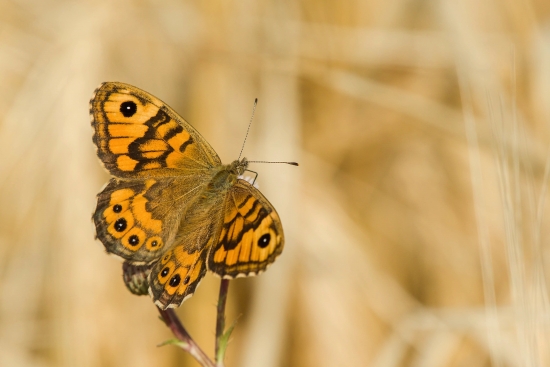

{"left": 215, "top": 279, "right": 231, "bottom": 366}
{"left": 157, "top": 307, "right": 216, "bottom": 367}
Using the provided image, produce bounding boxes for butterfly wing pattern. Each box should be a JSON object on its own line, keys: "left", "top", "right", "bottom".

{"left": 90, "top": 82, "right": 286, "bottom": 309}
{"left": 208, "top": 180, "right": 284, "bottom": 278}
{"left": 90, "top": 82, "right": 220, "bottom": 178}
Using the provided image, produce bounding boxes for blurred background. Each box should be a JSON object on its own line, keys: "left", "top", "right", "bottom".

{"left": 1, "top": 0, "right": 550, "bottom": 366}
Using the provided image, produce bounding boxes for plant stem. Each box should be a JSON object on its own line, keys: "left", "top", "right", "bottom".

{"left": 215, "top": 279, "right": 231, "bottom": 366}
{"left": 157, "top": 279, "right": 231, "bottom": 366}
{"left": 157, "top": 307, "right": 215, "bottom": 367}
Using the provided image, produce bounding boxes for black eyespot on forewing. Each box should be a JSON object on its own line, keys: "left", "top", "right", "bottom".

{"left": 120, "top": 101, "right": 137, "bottom": 117}
{"left": 258, "top": 233, "right": 271, "bottom": 248}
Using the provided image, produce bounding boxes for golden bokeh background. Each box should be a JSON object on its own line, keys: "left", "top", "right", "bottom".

{"left": 2, "top": 0, "right": 550, "bottom": 366}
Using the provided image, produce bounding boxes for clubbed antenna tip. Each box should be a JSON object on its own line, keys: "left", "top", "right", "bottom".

{"left": 248, "top": 161, "right": 299, "bottom": 166}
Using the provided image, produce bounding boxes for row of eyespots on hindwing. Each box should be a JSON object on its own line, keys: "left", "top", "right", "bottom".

{"left": 101, "top": 183, "right": 165, "bottom": 253}
{"left": 155, "top": 248, "right": 206, "bottom": 297}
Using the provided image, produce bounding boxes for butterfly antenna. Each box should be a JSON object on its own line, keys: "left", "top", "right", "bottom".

{"left": 248, "top": 160, "right": 299, "bottom": 166}
{"left": 238, "top": 98, "right": 258, "bottom": 161}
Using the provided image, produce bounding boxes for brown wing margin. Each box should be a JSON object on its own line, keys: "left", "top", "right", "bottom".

{"left": 207, "top": 180, "right": 285, "bottom": 278}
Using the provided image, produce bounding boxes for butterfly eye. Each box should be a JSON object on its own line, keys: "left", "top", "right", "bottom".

{"left": 169, "top": 274, "right": 181, "bottom": 287}
{"left": 258, "top": 233, "right": 271, "bottom": 248}
{"left": 183, "top": 276, "right": 190, "bottom": 285}
{"left": 161, "top": 267, "right": 170, "bottom": 277}
{"left": 113, "top": 204, "right": 122, "bottom": 213}
{"left": 120, "top": 101, "right": 137, "bottom": 117}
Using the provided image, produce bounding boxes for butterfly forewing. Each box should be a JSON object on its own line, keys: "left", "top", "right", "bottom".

{"left": 207, "top": 180, "right": 284, "bottom": 278}
{"left": 90, "top": 82, "right": 221, "bottom": 178}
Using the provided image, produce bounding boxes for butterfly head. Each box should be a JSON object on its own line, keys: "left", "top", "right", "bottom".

{"left": 230, "top": 157, "right": 249, "bottom": 176}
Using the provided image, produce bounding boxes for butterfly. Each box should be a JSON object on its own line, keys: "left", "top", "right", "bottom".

{"left": 90, "top": 82, "right": 287, "bottom": 309}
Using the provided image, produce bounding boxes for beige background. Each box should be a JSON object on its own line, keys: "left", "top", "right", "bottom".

{"left": 2, "top": 0, "right": 550, "bottom": 366}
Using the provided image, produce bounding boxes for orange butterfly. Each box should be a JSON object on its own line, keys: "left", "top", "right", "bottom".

{"left": 90, "top": 82, "right": 285, "bottom": 309}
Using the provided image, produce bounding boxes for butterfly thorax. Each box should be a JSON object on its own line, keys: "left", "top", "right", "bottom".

{"left": 177, "top": 158, "right": 249, "bottom": 240}
{"left": 206, "top": 157, "right": 249, "bottom": 193}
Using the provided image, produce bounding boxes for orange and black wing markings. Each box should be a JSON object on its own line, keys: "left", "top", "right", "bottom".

{"left": 208, "top": 180, "right": 284, "bottom": 278}
{"left": 122, "top": 107, "right": 194, "bottom": 171}
{"left": 90, "top": 82, "right": 219, "bottom": 178}
{"left": 93, "top": 178, "right": 179, "bottom": 264}
{"left": 148, "top": 245, "right": 209, "bottom": 309}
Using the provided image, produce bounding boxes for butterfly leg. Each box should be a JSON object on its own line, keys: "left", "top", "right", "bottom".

{"left": 243, "top": 169, "right": 258, "bottom": 185}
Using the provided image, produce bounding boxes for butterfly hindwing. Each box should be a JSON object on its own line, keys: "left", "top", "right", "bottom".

{"left": 148, "top": 244, "right": 209, "bottom": 309}
{"left": 94, "top": 178, "right": 186, "bottom": 263}
{"left": 208, "top": 179, "right": 284, "bottom": 278}
{"left": 90, "top": 82, "right": 221, "bottom": 178}
{"left": 148, "top": 196, "right": 222, "bottom": 309}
